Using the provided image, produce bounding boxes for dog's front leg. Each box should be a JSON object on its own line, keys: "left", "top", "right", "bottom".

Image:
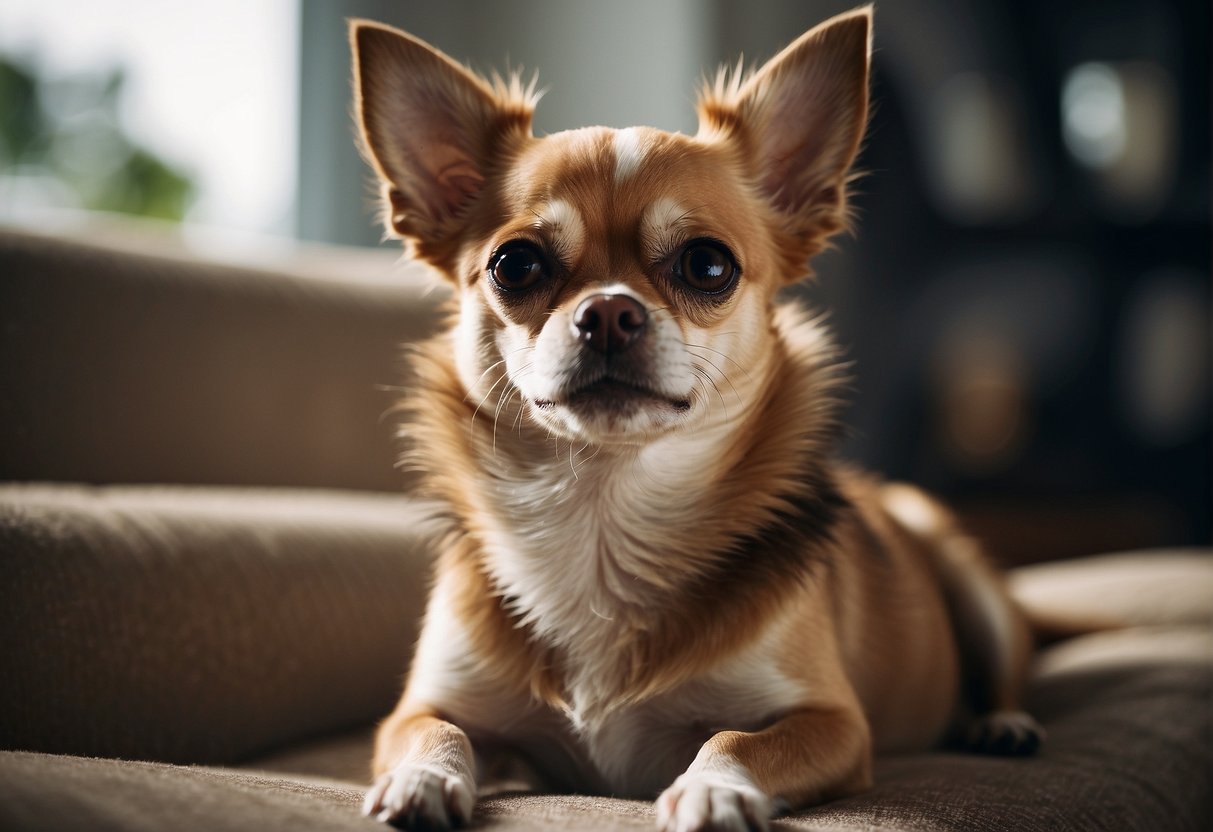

{"left": 363, "top": 704, "right": 476, "bottom": 829}
{"left": 656, "top": 706, "right": 872, "bottom": 832}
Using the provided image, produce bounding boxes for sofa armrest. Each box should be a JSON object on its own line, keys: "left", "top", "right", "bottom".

{"left": 0, "top": 484, "right": 442, "bottom": 766}
{"left": 1010, "top": 549, "right": 1213, "bottom": 629}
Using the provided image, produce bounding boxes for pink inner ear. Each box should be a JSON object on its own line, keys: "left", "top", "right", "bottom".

{"left": 758, "top": 84, "right": 853, "bottom": 214}
{"left": 730, "top": 13, "right": 869, "bottom": 221}
{"left": 434, "top": 161, "right": 484, "bottom": 218}
{"left": 421, "top": 143, "right": 485, "bottom": 220}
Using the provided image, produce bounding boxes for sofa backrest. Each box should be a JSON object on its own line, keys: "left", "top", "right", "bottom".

{"left": 0, "top": 229, "right": 447, "bottom": 492}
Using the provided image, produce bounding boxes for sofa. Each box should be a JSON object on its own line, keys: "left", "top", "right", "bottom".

{"left": 1, "top": 226, "right": 1209, "bottom": 831}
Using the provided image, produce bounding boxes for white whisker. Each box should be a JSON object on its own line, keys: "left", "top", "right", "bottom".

{"left": 692, "top": 353, "right": 743, "bottom": 406}
{"left": 464, "top": 357, "right": 510, "bottom": 403}
{"left": 683, "top": 342, "right": 751, "bottom": 381}
{"left": 470, "top": 368, "right": 514, "bottom": 439}
{"left": 691, "top": 363, "right": 729, "bottom": 420}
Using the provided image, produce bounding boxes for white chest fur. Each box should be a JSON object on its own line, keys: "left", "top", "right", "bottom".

{"left": 451, "top": 423, "right": 816, "bottom": 795}
{"left": 478, "top": 435, "right": 715, "bottom": 651}
{"left": 410, "top": 448, "right": 813, "bottom": 796}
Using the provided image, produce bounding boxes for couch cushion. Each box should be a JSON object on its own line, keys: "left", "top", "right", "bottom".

{"left": 2, "top": 624, "right": 1209, "bottom": 831}
{"left": 0, "top": 752, "right": 370, "bottom": 832}
{"left": 0, "top": 484, "right": 444, "bottom": 765}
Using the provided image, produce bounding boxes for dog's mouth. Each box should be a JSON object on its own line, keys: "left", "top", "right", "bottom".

{"left": 534, "top": 378, "right": 691, "bottom": 413}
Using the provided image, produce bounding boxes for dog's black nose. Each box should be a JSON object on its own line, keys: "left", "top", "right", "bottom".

{"left": 571, "top": 294, "right": 647, "bottom": 354}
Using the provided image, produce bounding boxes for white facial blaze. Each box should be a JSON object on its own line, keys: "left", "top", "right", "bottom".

{"left": 613, "top": 127, "right": 648, "bottom": 184}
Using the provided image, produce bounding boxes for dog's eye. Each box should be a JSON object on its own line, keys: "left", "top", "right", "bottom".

{"left": 489, "top": 243, "right": 549, "bottom": 291}
{"left": 674, "top": 240, "right": 738, "bottom": 294}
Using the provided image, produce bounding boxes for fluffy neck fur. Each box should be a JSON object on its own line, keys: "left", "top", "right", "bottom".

{"left": 403, "top": 302, "right": 848, "bottom": 719}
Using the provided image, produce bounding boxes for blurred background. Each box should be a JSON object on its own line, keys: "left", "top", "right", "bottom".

{"left": 1, "top": 0, "right": 1208, "bottom": 563}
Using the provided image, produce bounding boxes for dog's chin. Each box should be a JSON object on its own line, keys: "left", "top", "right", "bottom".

{"left": 530, "top": 379, "right": 693, "bottom": 443}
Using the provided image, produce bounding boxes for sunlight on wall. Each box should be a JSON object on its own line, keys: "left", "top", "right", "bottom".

{"left": 0, "top": 0, "right": 299, "bottom": 235}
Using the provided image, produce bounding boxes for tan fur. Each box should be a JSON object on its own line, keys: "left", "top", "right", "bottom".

{"left": 352, "top": 7, "right": 1040, "bottom": 832}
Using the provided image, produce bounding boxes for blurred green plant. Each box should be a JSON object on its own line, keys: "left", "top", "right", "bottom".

{"left": 0, "top": 56, "right": 194, "bottom": 221}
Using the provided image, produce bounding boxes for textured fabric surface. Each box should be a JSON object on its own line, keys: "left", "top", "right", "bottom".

{"left": 0, "top": 228, "right": 446, "bottom": 491}
{"left": 1, "top": 624, "right": 1209, "bottom": 831}
{"left": 247, "top": 726, "right": 378, "bottom": 785}
{"left": 0, "top": 751, "right": 370, "bottom": 832}
{"left": 0, "top": 484, "right": 444, "bottom": 764}
{"left": 1011, "top": 548, "right": 1213, "bottom": 628}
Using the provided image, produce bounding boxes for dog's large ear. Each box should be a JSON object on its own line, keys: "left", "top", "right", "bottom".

{"left": 350, "top": 21, "right": 534, "bottom": 265}
{"left": 698, "top": 6, "right": 871, "bottom": 269}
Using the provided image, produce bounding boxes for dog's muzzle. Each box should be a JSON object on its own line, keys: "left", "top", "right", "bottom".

{"left": 531, "top": 292, "right": 690, "bottom": 420}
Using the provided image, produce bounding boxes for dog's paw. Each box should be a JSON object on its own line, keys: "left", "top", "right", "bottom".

{"left": 967, "top": 709, "right": 1046, "bottom": 756}
{"left": 363, "top": 763, "right": 474, "bottom": 829}
{"left": 655, "top": 770, "right": 773, "bottom": 832}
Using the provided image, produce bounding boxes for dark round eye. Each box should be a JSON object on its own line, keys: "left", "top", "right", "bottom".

{"left": 675, "top": 240, "right": 738, "bottom": 294}
{"left": 489, "top": 243, "right": 549, "bottom": 291}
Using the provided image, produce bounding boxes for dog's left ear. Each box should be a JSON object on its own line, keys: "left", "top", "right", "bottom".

{"left": 699, "top": 6, "right": 871, "bottom": 266}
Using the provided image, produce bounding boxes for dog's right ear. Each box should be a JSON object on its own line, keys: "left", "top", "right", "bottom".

{"left": 350, "top": 21, "right": 535, "bottom": 265}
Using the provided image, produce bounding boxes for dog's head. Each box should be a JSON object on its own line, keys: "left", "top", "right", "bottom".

{"left": 352, "top": 8, "right": 870, "bottom": 446}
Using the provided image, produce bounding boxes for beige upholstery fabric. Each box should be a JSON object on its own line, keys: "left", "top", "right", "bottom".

{"left": 0, "top": 229, "right": 445, "bottom": 491}
{"left": 1012, "top": 549, "right": 1213, "bottom": 628}
{"left": 0, "top": 752, "right": 367, "bottom": 832}
{"left": 0, "top": 485, "right": 444, "bottom": 764}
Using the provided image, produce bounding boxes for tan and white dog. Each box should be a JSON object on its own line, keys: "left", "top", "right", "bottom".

{"left": 351, "top": 7, "right": 1042, "bottom": 831}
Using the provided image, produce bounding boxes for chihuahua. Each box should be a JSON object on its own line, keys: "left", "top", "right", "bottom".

{"left": 351, "top": 7, "right": 1042, "bottom": 832}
